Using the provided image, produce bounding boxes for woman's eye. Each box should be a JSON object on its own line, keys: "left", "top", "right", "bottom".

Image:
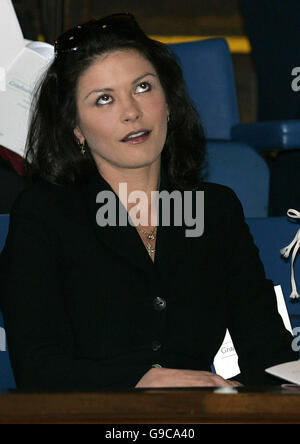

{"left": 96, "top": 94, "right": 113, "bottom": 106}
{"left": 136, "top": 82, "right": 151, "bottom": 93}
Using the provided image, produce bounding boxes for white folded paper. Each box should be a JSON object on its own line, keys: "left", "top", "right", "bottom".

{"left": 0, "top": 47, "right": 52, "bottom": 156}
{"left": 213, "top": 329, "right": 240, "bottom": 380}
{"left": 274, "top": 285, "right": 293, "bottom": 335}
{"left": 0, "top": 0, "right": 54, "bottom": 156}
{"left": 0, "top": 0, "right": 25, "bottom": 70}
{"left": 265, "top": 360, "right": 300, "bottom": 385}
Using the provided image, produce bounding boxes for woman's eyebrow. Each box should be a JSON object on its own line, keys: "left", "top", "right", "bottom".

{"left": 132, "top": 72, "right": 157, "bottom": 85}
{"left": 84, "top": 72, "right": 157, "bottom": 100}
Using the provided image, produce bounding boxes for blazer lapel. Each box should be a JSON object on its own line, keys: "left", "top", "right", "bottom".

{"left": 82, "top": 169, "right": 192, "bottom": 275}
{"left": 83, "top": 171, "right": 154, "bottom": 273}
{"left": 155, "top": 191, "right": 193, "bottom": 280}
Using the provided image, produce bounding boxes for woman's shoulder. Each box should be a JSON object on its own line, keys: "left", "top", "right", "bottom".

{"left": 11, "top": 179, "right": 82, "bottom": 217}
{"left": 199, "top": 181, "right": 241, "bottom": 203}
{"left": 199, "top": 181, "right": 236, "bottom": 195}
{"left": 197, "top": 181, "right": 245, "bottom": 218}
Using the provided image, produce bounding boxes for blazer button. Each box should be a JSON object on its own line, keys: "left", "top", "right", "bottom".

{"left": 152, "top": 341, "right": 162, "bottom": 352}
{"left": 153, "top": 297, "right": 167, "bottom": 311}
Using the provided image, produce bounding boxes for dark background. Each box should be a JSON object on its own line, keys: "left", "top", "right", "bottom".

{"left": 65, "top": 0, "right": 245, "bottom": 36}
{"left": 12, "top": 0, "right": 246, "bottom": 41}
{"left": 11, "top": 0, "right": 255, "bottom": 123}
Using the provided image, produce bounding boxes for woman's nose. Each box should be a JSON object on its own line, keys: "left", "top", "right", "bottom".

{"left": 121, "top": 96, "right": 143, "bottom": 122}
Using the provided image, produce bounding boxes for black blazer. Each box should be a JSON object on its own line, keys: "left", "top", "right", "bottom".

{"left": 0, "top": 171, "right": 296, "bottom": 390}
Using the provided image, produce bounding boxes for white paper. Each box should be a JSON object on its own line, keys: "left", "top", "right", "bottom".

{"left": 26, "top": 41, "right": 55, "bottom": 61}
{"left": 264, "top": 287, "right": 299, "bottom": 384}
{"left": 213, "top": 330, "right": 240, "bottom": 379}
{"left": 265, "top": 360, "right": 300, "bottom": 385}
{"left": 274, "top": 285, "right": 293, "bottom": 335}
{"left": 0, "top": 47, "right": 51, "bottom": 156}
{"left": 0, "top": 0, "right": 25, "bottom": 70}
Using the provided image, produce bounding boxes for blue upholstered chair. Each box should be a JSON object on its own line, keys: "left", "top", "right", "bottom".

{"left": 232, "top": 121, "right": 300, "bottom": 152}
{"left": 169, "top": 39, "right": 270, "bottom": 218}
{"left": 247, "top": 216, "right": 300, "bottom": 330}
{"left": 169, "top": 39, "right": 239, "bottom": 141}
{"left": 206, "top": 142, "right": 269, "bottom": 219}
{"left": 169, "top": 38, "right": 300, "bottom": 152}
{"left": 0, "top": 214, "right": 9, "bottom": 253}
{"left": 0, "top": 214, "right": 16, "bottom": 390}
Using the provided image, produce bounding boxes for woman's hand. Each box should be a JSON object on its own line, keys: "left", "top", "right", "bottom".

{"left": 135, "top": 368, "right": 242, "bottom": 388}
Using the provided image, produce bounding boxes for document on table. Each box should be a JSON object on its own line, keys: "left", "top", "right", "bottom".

{"left": 264, "top": 286, "right": 299, "bottom": 385}
{"left": 266, "top": 361, "right": 300, "bottom": 385}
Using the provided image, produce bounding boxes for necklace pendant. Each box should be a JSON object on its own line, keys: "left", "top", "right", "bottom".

{"left": 147, "top": 242, "right": 155, "bottom": 255}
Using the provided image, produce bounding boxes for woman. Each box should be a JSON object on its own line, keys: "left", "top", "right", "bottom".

{"left": 0, "top": 13, "right": 296, "bottom": 390}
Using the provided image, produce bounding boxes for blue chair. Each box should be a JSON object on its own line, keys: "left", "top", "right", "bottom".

{"left": 0, "top": 214, "right": 16, "bottom": 390}
{"left": 169, "top": 39, "right": 270, "bottom": 218}
{"left": 232, "top": 120, "right": 300, "bottom": 152}
{"left": 247, "top": 216, "right": 300, "bottom": 330}
{"left": 0, "top": 214, "right": 9, "bottom": 253}
{"left": 169, "top": 38, "right": 300, "bottom": 153}
{"left": 169, "top": 39, "right": 240, "bottom": 141}
{"left": 206, "top": 142, "right": 269, "bottom": 218}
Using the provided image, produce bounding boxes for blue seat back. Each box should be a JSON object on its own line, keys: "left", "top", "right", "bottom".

{"left": 169, "top": 38, "right": 240, "bottom": 139}
{"left": 169, "top": 39, "right": 270, "bottom": 219}
{"left": 247, "top": 217, "right": 300, "bottom": 330}
{"left": 206, "top": 141, "right": 270, "bottom": 218}
{"left": 0, "top": 215, "right": 16, "bottom": 390}
{"left": 0, "top": 215, "right": 9, "bottom": 253}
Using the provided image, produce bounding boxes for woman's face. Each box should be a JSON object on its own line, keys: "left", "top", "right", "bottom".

{"left": 74, "top": 49, "right": 169, "bottom": 172}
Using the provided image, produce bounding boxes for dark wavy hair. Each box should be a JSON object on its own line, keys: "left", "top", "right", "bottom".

{"left": 25, "top": 16, "right": 206, "bottom": 191}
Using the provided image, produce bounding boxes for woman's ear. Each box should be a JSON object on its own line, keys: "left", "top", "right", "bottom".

{"left": 74, "top": 127, "right": 85, "bottom": 145}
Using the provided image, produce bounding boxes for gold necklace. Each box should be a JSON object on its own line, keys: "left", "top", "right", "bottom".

{"left": 138, "top": 226, "right": 157, "bottom": 257}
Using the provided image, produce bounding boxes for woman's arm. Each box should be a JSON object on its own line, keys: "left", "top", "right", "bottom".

{"left": 223, "top": 187, "right": 298, "bottom": 386}
{"left": 136, "top": 186, "right": 297, "bottom": 388}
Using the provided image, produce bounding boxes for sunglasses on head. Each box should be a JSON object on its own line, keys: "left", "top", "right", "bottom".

{"left": 54, "top": 12, "right": 146, "bottom": 57}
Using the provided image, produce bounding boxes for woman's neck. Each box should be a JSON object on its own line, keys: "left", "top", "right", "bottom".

{"left": 97, "top": 160, "right": 161, "bottom": 228}
{"left": 98, "top": 161, "right": 161, "bottom": 195}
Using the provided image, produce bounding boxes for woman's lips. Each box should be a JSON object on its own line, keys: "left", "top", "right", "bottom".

{"left": 121, "top": 130, "right": 152, "bottom": 144}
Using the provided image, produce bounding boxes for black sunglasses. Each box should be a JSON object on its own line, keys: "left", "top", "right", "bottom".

{"left": 54, "top": 13, "right": 146, "bottom": 57}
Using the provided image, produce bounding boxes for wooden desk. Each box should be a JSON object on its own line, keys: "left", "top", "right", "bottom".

{"left": 0, "top": 387, "right": 300, "bottom": 424}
